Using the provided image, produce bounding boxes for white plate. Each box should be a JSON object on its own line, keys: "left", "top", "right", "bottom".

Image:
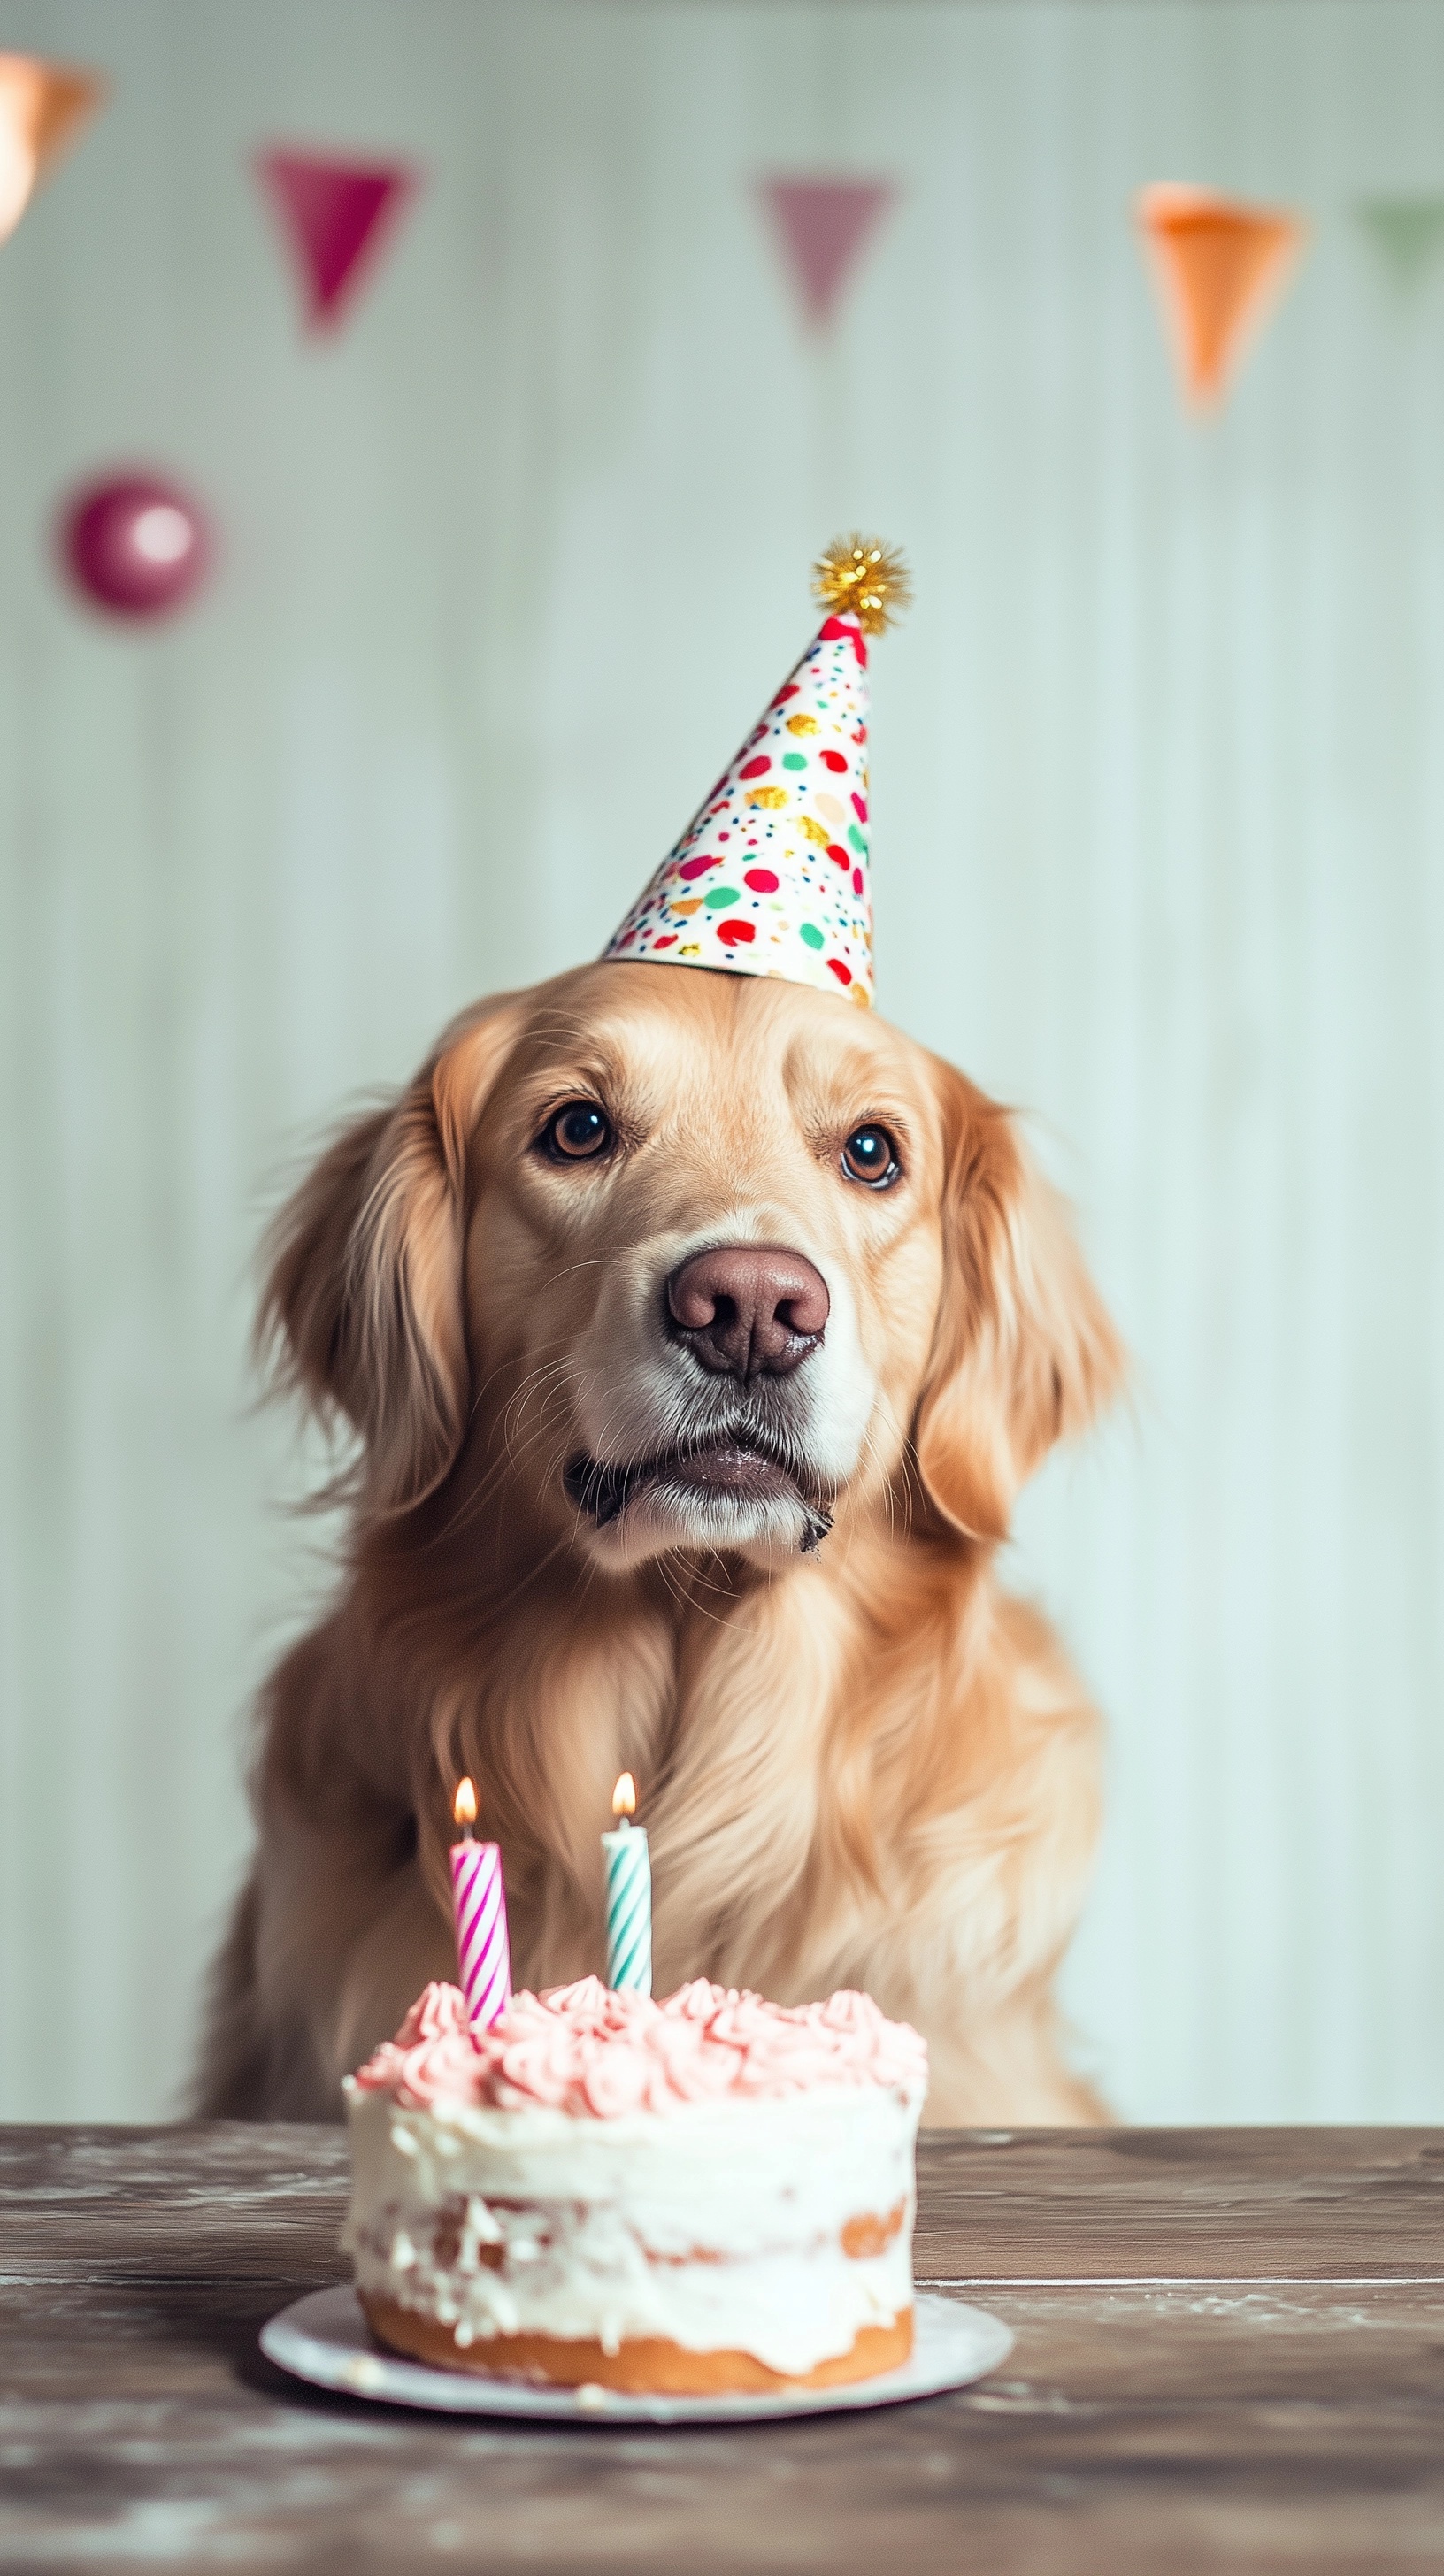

{"left": 260, "top": 2285, "right": 1013, "bottom": 2426}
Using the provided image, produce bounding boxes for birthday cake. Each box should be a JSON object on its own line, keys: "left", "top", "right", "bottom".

{"left": 342, "top": 1975, "right": 928, "bottom": 2393}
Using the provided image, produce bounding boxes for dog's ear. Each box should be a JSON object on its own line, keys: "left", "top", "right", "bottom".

{"left": 258, "top": 1000, "right": 521, "bottom": 1514}
{"left": 913, "top": 1064, "right": 1125, "bottom": 1544}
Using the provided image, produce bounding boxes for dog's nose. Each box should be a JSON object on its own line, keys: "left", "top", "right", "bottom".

{"left": 666, "top": 1243, "right": 830, "bottom": 1379}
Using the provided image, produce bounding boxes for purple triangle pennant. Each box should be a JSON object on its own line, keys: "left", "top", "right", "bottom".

{"left": 759, "top": 177, "right": 895, "bottom": 328}
{"left": 257, "top": 148, "right": 419, "bottom": 334}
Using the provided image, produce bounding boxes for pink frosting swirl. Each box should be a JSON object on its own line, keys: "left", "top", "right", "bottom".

{"left": 352, "top": 1976, "right": 927, "bottom": 2118}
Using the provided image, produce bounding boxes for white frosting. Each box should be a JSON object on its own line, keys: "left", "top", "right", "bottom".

{"left": 342, "top": 2075, "right": 922, "bottom": 2376}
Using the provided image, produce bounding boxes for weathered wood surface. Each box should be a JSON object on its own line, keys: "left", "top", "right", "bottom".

{"left": 2, "top": 2126, "right": 1441, "bottom": 2572}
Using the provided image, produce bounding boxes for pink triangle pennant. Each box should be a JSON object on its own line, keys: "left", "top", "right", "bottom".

{"left": 257, "top": 148, "right": 419, "bottom": 334}
{"left": 759, "top": 177, "right": 895, "bottom": 329}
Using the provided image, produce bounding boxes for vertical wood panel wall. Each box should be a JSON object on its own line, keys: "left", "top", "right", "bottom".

{"left": 2, "top": 0, "right": 1441, "bottom": 2120}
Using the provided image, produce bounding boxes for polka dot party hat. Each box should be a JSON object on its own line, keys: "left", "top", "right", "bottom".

{"left": 602, "top": 537, "right": 910, "bottom": 1009}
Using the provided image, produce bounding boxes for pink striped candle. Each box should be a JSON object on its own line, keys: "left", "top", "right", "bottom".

{"left": 449, "top": 1777, "right": 511, "bottom": 2035}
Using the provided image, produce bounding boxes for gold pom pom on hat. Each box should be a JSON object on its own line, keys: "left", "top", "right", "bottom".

{"left": 811, "top": 534, "right": 911, "bottom": 636}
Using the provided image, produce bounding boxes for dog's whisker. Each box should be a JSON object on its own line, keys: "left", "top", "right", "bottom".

{"left": 428, "top": 1384, "right": 584, "bottom": 1552}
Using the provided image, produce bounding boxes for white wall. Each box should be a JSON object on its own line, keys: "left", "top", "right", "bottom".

{"left": 3, "top": 0, "right": 1442, "bottom": 2122}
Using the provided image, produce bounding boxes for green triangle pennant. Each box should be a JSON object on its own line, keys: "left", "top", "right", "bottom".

{"left": 1356, "top": 196, "right": 1444, "bottom": 291}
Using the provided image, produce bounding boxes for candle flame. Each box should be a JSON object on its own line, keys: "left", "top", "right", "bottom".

{"left": 611, "top": 1771, "right": 637, "bottom": 1821}
{"left": 453, "top": 1776, "right": 478, "bottom": 1829}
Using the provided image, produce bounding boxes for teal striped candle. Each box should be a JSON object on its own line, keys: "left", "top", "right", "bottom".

{"left": 603, "top": 1772, "right": 652, "bottom": 1995}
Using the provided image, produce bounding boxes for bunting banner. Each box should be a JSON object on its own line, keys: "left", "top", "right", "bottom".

{"left": 1137, "top": 185, "right": 1306, "bottom": 409}
{"left": 0, "top": 52, "right": 106, "bottom": 246}
{"left": 257, "top": 148, "right": 419, "bottom": 334}
{"left": 758, "top": 177, "right": 895, "bottom": 329}
{"left": 1355, "top": 196, "right": 1444, "bottom": 294}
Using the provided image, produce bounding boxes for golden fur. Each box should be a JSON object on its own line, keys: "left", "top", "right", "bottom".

{"left": 195, "top": 962, "right": 1124, "bottom": 2125}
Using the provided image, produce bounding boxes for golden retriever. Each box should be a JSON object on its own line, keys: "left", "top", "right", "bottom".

{"left": 195, "top": 960, "right": 1123, "bottom": 2125}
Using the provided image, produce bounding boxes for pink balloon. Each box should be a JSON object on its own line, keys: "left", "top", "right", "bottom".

{"left": 59, "top": 473, "right": 211, "bottom": 620}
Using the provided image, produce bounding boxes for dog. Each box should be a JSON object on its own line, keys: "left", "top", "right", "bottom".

{"left": 195, "top": 959, "right": 1124, "bottom": 2125}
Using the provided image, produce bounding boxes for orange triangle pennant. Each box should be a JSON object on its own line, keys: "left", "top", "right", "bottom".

{"left": 0, "top": 53, "right": 107, "bottom": 245}
{"left": 1137, "top": 186, "right": 1306, "bottom": 408}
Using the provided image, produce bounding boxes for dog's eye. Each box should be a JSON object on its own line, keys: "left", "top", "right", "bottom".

{"left": 544, "top": 1101, "right": 613, "bottom": 1162}
{"left": 841, "top": 1125, "right": 900, "bottom": 1188}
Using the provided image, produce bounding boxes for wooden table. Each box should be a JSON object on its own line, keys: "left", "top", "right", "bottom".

{"left": 4, "top": 2126, "right": 1441, "bottom": 2570}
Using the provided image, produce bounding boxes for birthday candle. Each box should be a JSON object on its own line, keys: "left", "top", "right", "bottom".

{"left": 449, "top": 1777, "right": 511, "bottom": 2034}
{"left": 602, "top": 1771, "right": 652, "bottom": 1995}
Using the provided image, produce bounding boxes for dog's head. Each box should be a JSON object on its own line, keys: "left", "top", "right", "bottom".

{"left": 261, "top": 962, "right": 1123, "bottom": 1568}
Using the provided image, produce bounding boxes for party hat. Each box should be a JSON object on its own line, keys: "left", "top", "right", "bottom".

{"left": 603, "top": 538, "right": 910, "bottom": 1008}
